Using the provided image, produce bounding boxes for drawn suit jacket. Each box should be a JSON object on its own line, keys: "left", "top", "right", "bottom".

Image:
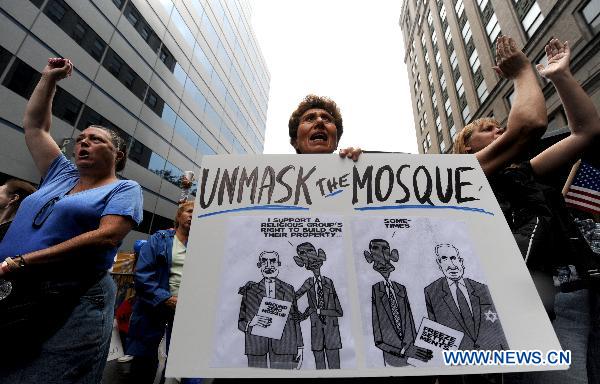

{"left": 238, "top": 278, "right": 303, "bottom": 355}
{"left": 296, "top": 276, "right": 343, "bottom": 351}
{"left": 371, "top": 281, "right": 417, "bottom": 363}
{"left": 424, "top": 277, "right": 507, "bottom": 350}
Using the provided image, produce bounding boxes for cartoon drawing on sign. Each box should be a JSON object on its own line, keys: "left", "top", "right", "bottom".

{"left": 293, "top": 242, "right": 343, "bottom": 369}
{"left": 237, "top": 251, "right": 304, "bottom": 369}
{"left": 424, "top": 243, "right": 507, "bottom": 350}
{"left": 364, "top": 239, "right": 433, "bottom": 367}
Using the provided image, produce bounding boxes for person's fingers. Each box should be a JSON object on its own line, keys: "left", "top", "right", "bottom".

{"left": 535, "top": 63, "right": 545, "bottom": 75}
{"left": 508, "top": 36, "right": 517, "bottom": 53}
{"left": 564, "top": 40, "right": 570, "bottom": 55}
{"left": 545, "top": 44, "right": 552, "bottom": 59}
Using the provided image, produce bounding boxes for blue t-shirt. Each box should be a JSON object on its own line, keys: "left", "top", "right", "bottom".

{"left": 0, "top": 155, "right": 143, "bottom": 271}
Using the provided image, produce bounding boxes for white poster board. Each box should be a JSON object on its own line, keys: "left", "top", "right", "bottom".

{"left": 167, "top": 154, "right": 565, "bottom": 378}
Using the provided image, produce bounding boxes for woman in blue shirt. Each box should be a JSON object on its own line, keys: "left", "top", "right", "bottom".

{"left": 0, "top": 58, "right": 143, "bottom": 383}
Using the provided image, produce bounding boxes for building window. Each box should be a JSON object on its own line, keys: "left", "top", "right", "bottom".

{"left": 2, "top": 58, "right": 41, "bottom": 99}
{"left": 45, "top": 0, "right": 67, "bottom": 23}
{"left": 583, "top": 0, "right": 600, "bottom": 33}
{"left": 420, "top": 118, "right": 425, "bottom": 132}
{"left": 440, "top": 140, "right": 446, "bottom": 153}
{"left": 455, "top": 0, "right": 464, "bottom": 17}
{"left": 423, "top": 111, "right": 428, "bottom": 126}
{"left": 450, "top": 123, "right": 457, "bottom": 140}
{"left": 422, "top": 139, "right": 428, "bottom": 153}
{"left": 444, "top": 25, "right": 452, "bottom": 44}
{"left": 521, "top": 2, "right": 544, "bottom": 37}
{"left": 112, "top": 0, "right": 126, "bottom": 10}
{"left": 469, "top": 50, "right": 480, "bottom": 73}
{"left": 456, "top": 76, "right": 464, "bottom": 97}
{"left": 462, "top": 105, "right": 471, "bottom": 123}
{"left": 0, "top": 46, "right": 12, "bottom": 76}
{"left": 461, "top": 21, "right": 472, "bottom": 42}
{"left": 444, "top": 98, "right": 451, "bottom": 116}
{"left": 435, "top": 115, "right": 442, "bottom": 133}
{"left": 450, "top": 50, "right": 458, "bottom": 69}
{"left": 426, "top": 132, "right": 432, "bottom": 149}
{"left": 477, "top": 81, "right": 489, "bottom": 102}
{"left": 486, "top": 14, "right": 501, "bottom": 43}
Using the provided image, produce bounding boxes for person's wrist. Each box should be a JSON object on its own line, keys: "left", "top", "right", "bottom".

{"left": 546, "top": 69, "right": 572, "bottom": 82}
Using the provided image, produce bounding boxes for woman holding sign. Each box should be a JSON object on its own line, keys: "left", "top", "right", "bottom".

{"left": 0, "top": 58, "right": 143, "bottom": 383}
{"left": 127, "top": 201, "right": 201, "bottom": 384}
{"left": 454, "top": 37, "right": 600, "bottom": 383}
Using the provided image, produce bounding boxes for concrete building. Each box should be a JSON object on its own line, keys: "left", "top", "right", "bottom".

{"left": 400, "top": 0, "right": 600, "bottom": 154}
{"left": 0, "top": 0, "right": 270, "bottom": 248}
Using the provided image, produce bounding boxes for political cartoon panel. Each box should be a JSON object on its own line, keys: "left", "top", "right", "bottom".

{"left": 211, "top": 215, "right": 355, "bottom": 369}
{"left": 352, "top": 217, "right": 509, "bottom": 368}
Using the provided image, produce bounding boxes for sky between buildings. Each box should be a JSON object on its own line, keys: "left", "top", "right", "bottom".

{"left": 251, "top": 0, "right": 418, "bottom": 154}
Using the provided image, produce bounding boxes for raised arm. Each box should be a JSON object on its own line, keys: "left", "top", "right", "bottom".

{"left": 476, "top": 36, "right": 547, "bottom": 175}
{"left": 531, "top": 39, "right": 600, "bottom": 176}
{"left": 23, "top": 58, "right": 73, "bottom": 177}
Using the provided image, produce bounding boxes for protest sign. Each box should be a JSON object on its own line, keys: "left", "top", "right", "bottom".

{"left": 167, "top": 154, "right": 565, "bottom": 378}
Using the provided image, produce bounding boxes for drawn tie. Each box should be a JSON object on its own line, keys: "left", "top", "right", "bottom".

{"left": 317, "top": 279, "right": 326, "bottom": 324}
{"left": 386, "top": 282, "right": 403, "bottom": 338}
{"left": 456, "top": 283, "right": 476, "bottom": 338}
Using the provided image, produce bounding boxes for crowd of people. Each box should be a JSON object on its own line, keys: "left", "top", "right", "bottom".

{"left": 0, "top": 33, "right": 598, "bottom": 384}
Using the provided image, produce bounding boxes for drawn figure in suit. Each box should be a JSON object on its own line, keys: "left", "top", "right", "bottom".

{"left": 293, "top": 242, "right": 343, "bottom": 369}
{"left": 364, "top": 239, "right": 433, "bottom": 367}
{"left": 238, "top": 251, "right": 304, "bottom": 369}
{"left": 424, "top": 244, "right": 508, "bottom": 350}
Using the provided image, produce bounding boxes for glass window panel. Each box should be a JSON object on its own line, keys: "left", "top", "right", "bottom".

{"left": 0, "top": 46, "right": 13, "bottom": 76}
{"left": 190, "top": 0, "right": 205, "bottom": 19}
{"left": 523, "top": 3, "right": 543, "bottom": 37}
{"left": 175, "top": 117, "right": 199, "bottom": 148}
{"left": 204, "top": 102, "right": 222, "bottom": 130}
{"left": 2, "top": 58, "right": 41, "bottom": 99}
{"left": 583, "top": 0, "right": 600, "bottom": 30}
{"left": 158, "top": 0, "right": 174, "bottom": 15}
{"left": 477, "top": 81, "right": 488, "bottom": 101}
{"left": 163, "top": 161, "right": 184, "bottom": 185}
{"left": 173, "top": 63, "right": 187, "bottom": 84}
{"left": 148, "top": 152, "right": 167, "bottom": 175}
{"left": 198, "top": 135, "right": 216, "bottom": 155}
{"left": 184, "top": 78, "right": 207, "bottom": 111}
{"left": 194, "top": 44, "right": 214, "bottom": 74}
{"left": 161, "top": 103, "right": 177, "bottom": 127}
{"left": 201, "top": 12, "right": 219, "bottom": 47}
{"left": 171, "top": 8, "right": 195, "bottom": 47}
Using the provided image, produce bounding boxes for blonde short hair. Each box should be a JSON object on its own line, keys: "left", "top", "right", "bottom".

{"left": 453, "top": 117, "right": 500, "bottom": 154}
{"left": 174, "top": 201, "right": 194, "bottom": 228}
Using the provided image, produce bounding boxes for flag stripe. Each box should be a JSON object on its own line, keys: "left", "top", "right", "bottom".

{"left": 569, "top": 185, "right": 600, "bottom": 198}
{"left": 565, "top": 202, "right": 600, "bottom": 215}
{"left": 565, "top": 198, "right": 600, "bottom": 213}
{"left": 565, "top": 194, "right": 600, "bottom": 208}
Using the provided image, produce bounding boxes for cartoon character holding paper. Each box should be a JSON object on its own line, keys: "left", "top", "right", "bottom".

{"left": 293, "top": 242, "right": 343, "bottom": 369}
{"left": 364, "top": 239, "right": 433, "bottom": 367}
{"left": 424, "top": 243, "right": 507, "bottom": 350}
{"left": 238, "top": 251, "right": 304, "bottom": 369}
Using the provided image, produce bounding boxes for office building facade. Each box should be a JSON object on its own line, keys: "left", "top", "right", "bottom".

{"left": 0, "top": 0, "right": 270, "bottom": 248}
{"left": 400, "top": 0, "right": 600, "bottom": 154}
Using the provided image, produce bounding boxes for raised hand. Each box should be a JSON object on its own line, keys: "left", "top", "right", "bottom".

{"left": 536, "top": 38, "right": 570, "bottom": 80}
{"left": 493, "top": 35, "right": 530, "bottom": 79}
{"left": 42, "top": 58, "right": 73, "bottom": 82}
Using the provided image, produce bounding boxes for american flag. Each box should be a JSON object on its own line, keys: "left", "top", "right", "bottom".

{"left": 565, "top": 161, "right": 600, "bottom": 214}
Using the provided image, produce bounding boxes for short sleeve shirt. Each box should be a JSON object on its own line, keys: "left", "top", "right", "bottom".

{"left": 0, "top": 155, "right": 143, "bottom": 271}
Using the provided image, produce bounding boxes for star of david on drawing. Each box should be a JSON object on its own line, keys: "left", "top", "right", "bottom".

{"left": 484, "top": 309, "right": 498, "bottom": 323}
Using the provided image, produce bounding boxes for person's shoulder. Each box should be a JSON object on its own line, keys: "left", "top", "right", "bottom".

{"left": 425, "top": 277, "right": 444, "bottom": 291}
{"left": 151, "top": 229, "right": 175, "bottom": 240}
{"left": 465, "top": 278, "right": 488, "bottom": 291}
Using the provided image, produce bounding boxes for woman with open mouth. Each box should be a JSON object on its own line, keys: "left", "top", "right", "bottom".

{"left": 0, "top": 58, "right": 143, "bottom": 383}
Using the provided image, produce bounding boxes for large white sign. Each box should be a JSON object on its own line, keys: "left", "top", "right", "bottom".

{"left": 167, "top": 154, "right": 564, "bottom": 378}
